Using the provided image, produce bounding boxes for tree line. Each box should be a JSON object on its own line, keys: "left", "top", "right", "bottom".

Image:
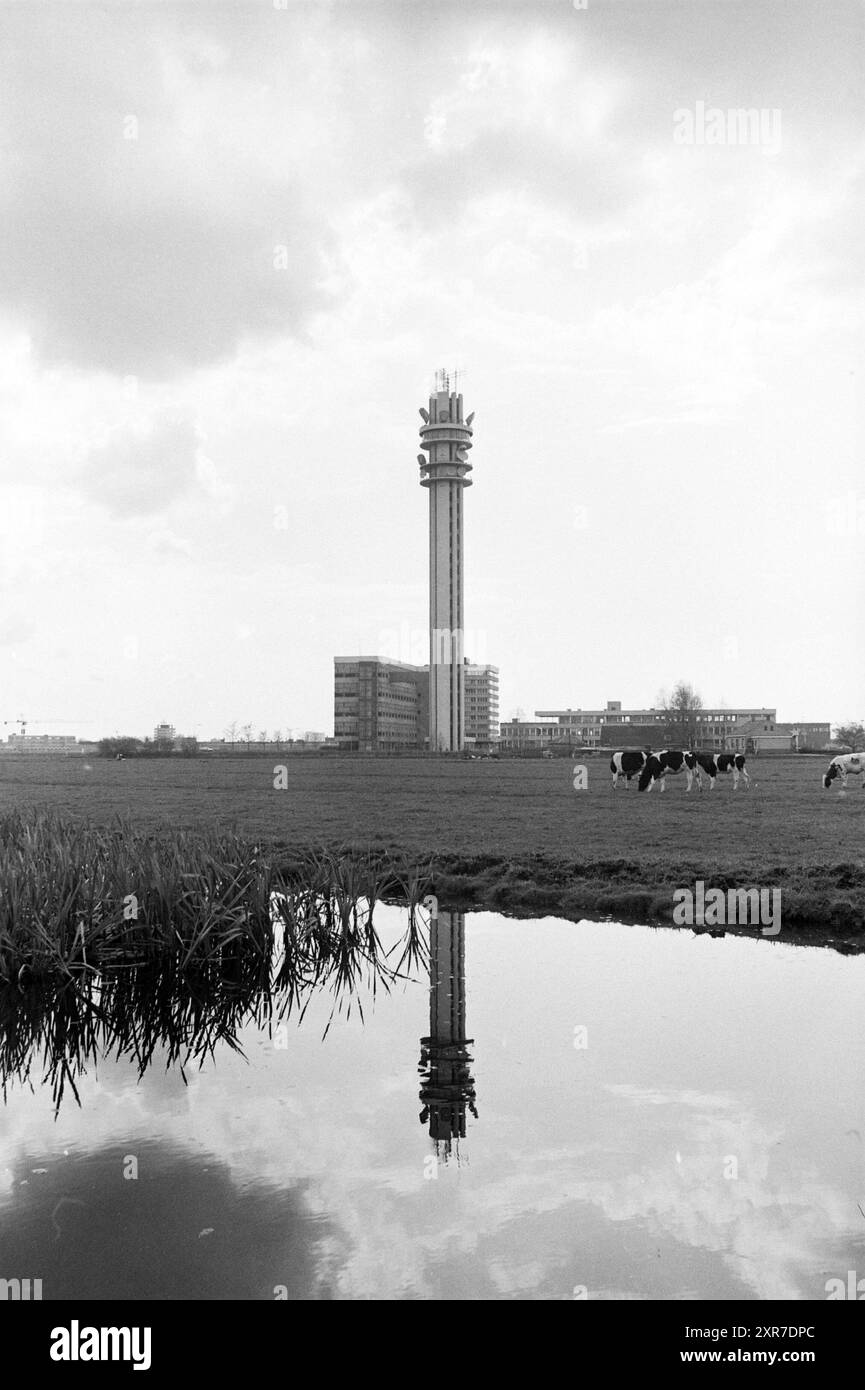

{"left": 98, "top": 737, "right": 199, "bottom": 758}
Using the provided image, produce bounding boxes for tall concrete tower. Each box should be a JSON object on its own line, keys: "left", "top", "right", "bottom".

{"left": 418, "top": 370, "right": 474, "bottom": 752}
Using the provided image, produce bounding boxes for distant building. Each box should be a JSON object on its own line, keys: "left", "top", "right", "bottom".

{"left": 499, "top": 720, "right": 577, "bottom": 755}
{"left": 334, "top": 656, "right": 499, "bottom": 753}
{"left": 4, "top": 733, "right": 80, "bottom": 754}
{"left": 723, "top": 720, "right": 789, "bottom": 754}
{"left": 153, "top": 723, "right": 175, "bottom": 743}
{"left": 464, "top": 664, "right": 499, "bottom": 750}
{"left": 334, "top": 656, "right": 429, "bottom": 753}
{"left": 501, "top": 700, "right": 779, "bottom": 754}
{"left": 783, "top": 722, "right": 832, "bottom": 751}
{"left": 726, "top": 720, "right": 831, "bottom": 754}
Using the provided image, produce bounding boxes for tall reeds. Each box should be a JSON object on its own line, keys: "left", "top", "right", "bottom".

{"left": 0, "top": 811, "right": 439, "bottom": 1108}
{"left": 0, "top": 810, "right": 435, "bottom": 981}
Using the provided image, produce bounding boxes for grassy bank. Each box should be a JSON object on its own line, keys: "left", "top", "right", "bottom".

{"left": 0, "top": 754, "right": 862, "bottom": 950}
{"left": 411, "top": 851, "right": 864, "bottom": 950}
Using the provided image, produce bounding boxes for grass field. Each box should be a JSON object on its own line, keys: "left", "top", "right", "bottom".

{"left": 1, "top": 753, "right": 862, "bottom": 947}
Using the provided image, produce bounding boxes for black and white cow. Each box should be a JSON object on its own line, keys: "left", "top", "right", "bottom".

{"left": 610, "top": 749, "right": 648, "bottom": 789}
{"left": 822, "top": 752, "right": 865, "bottom": 790}
{"left": 694, "top": 752, "right": 750, "bottom": 791}
{"left": 638, "top": 750, "right": 697, "bottom": 793}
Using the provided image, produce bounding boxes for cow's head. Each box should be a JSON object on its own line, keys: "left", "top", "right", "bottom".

{"left": 823, "top": 764, "right": 838, "bottom": 788}
{"left": 638, "top": 760, "right": 657, "bottom": 791}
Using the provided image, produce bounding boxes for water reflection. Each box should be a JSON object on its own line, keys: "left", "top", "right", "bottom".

{"left": 419, "top": 911, "right": 478, "bottom": 1162}
{"left": 1, "top": 906, "right": 863, "bottom": 1301}
{"left": 0, "top": 901, "right": 482, "bottom": 1164}
{"left": 0, "top": 1140, "right": 335, "bottom": 1299}
{"left": 0, "top": 891, "right": 430, "bottom": 1113}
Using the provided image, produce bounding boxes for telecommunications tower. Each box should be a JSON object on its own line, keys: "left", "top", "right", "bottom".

{"left": 417, "top": 369, "right": 475, "bottom": 752}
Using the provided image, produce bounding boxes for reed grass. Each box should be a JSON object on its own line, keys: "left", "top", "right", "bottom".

{"left": 0, "top": 811, "right": 439, "bottom": 1111}
{"left": 0, "top": 810, "right": 435, "bottom": 985}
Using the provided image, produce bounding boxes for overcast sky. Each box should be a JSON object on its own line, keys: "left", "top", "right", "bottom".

{"left": 0, "top": 0, "right": 862, "bottom": 739}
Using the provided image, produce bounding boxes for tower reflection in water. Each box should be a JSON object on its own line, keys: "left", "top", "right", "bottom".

{"left": 418, "top": 910, "right": 478, "bottom": 1163}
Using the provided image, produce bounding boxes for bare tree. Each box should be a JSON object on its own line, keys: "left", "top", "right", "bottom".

{"left": 241, "top": 723, "right": 253, "bottom": 750}
{"left": 833, "top": 721, "right": 864, "bottom": 750}
{"left": 660, "top": 681, "right": 704, "bottom": 748}
{"left": 225, "top": 720, "right": 239, "bottom": 751}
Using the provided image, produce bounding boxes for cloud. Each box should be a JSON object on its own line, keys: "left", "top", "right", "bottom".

{"left": 146, "top": 527, "right": 194, "bottom": 560}
{"left": 78, "top": 415, "right": 200, "bottom": 517}
{"left": 0, "top": 8, "right": 332, "bottom": 379}
{"left": 0, "top": 614, "right": 35, "bottom": 646}
{"left": 0, "top": 0, "right": 861, "bottom": 732}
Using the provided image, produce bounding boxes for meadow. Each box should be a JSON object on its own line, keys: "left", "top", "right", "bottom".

{"left": 0, "top": 752, "right": 861, "bottom": 948}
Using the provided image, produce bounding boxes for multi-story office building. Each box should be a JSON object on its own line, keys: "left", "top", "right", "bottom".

{"left": 334, "top": 656, "right": 499, "bottom": 753}
{"left": 334, "top": 656, "right": 429, "bottom": 753}
{"left": 464, "top": 664, "right": 499, "bottom": 750}
{"left": 153, "top": 723, "right": 176, "bottom": 743}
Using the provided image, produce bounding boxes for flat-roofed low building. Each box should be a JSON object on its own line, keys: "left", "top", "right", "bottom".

{"left": 534, "top": 701, "right": 778, "bottom": 752}
{"left": 4, "top": 733, "right": 81, "bottom": 754}
{"left": 726, "top": 720, "right": 831, "bottom": 754}
{"left": 782, "top": 722, "right": 832, "bottom": 751}
{"left": 725, "top": 719, "right": 789, "bottom": 754}
{"left": 498, "top": 720, "right": 576, "bottom": 754}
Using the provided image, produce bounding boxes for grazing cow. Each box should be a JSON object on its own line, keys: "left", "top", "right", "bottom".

{"left": 822, "top": 752, "right": 865, "bottom": 790}
{"left": 638, "top": 749, "right": 697, "bottom": 793}
{"left": 694, "top": 752, "right": 750, "bottom": 791}
{"left": 610, "top": 749, "right": 648, "bottom": 789}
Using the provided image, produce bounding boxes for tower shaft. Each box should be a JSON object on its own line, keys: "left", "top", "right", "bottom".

{"left": 418, "top": 377, "right": 474, "bottom": 752}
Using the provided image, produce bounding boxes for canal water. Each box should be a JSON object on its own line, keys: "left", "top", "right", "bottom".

{"left": 1, "top": 909, "right": 863, "bottom": 1300}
